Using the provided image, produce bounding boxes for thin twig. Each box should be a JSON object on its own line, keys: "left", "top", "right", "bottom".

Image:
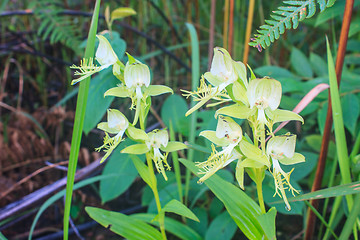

{"left": 0, "top": 161, "right": 69, "bottom": 199}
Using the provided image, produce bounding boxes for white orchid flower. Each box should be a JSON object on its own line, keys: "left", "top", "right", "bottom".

{"left": 71, "top": 35, "right": 121, "bottom": 85}
{"left": 183, "top": 47, "right": 247, "bottom": 116}
{"left": 96, "top": 109, "right": 129, "bottom": 163}
{"left": 267, "top": 134, "right": 305, "bottom": 211}
{"left": 104, "top": 53, "right": 173, "bottom": 125}
{"left": 196, "top": 116, "right": 243, "bottom": 183}
{"left": 121, "top": 129, "right": 187, "bottom": 181}
{"left": 247, "top": 78, "right": 282, "bottom": 124}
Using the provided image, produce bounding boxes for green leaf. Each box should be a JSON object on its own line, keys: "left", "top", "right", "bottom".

{"left": 290, "top": 47, "right": 313, "bottom": 78}
{"left": 104, "top": 86, "right": 131, "bottom": 98}
{"left": 131, "top": 155, "right": 155, "bottom": 189}
{"left": 145, "top": 85, "right": 173, "bottom": 96}
{"left": 187, "top": 208, "right": 208, "bottom": 237}
{"left": 161, "top": 199, "right": 199, "bottom": 222}
{"left": 341, "top": 94, "right": 359, "bottom": 136}
{"left": 100, "top": 139, "right": 144, "bottom": 203}
{"left": 64, "top": 1, "right": 101, "bottom": 239}
{"left": 83, "top": 68, "right": 117, "bottom": 134}
{"left": 126, "top": 126, "right": 149, "bottom": 141}
{"left": 179, "top": 158, "right": 264, "bottom": 239}
{"left": 215, "top": 104, "right": 251, "bottom": 119}
{"left": 240, "top": 141, "right": 270, "bottom": 167}
{"left": 161, "top": 94, "right": 189, "bottom": 133}
{"left": 254, "top": 66, "right": 296, "bottom": 79}
{"left": 111, "top": 7, "right": 136, "bottom": 22}
{"left": 273, "top": 180, "right": 360, "bottom": 203}
{"left": 327, "top": 38, "right": 353, "bottom": 209}
{"left": 85, "top": 207, "right": 162, "bottom": 240}
{"left": 273, "top": 109, "right": 304, "bottom": 123}
{"left": 0, "top": 231, "right": 7, "bottom": 240}
{"left": 161, "top": 141, "right": 187, "bottom": 152}
{"left": 257, "top": 207, "right": 277, "bottom": 240}
{"left": 310, "top": 52, "right": 328, "bottom": 77}
{"left": 121, "top": 143, "right": 149, "bottom": 155}
{"left": 305, "top": 134, "right": 336, "bottom": 158}
{"left": 205, "top": 211, "right": 237, "bottom": 240}
{"left": 281, "top": 151, "right": 318, "bottom": 181}
{"left": 132, "top": 213, "right": 202, "bottom": 240}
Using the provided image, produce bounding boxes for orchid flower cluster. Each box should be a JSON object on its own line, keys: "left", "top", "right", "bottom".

{"left": 183, "top": 47, "right": 305, "bottom": 210}
{"left": 71, "top": 34, "right": 187, "bottom": 180}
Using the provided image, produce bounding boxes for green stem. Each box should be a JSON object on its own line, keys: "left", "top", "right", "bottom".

{"left": 256, "top": 169, "right": 266, "bottom": 214}
{"left": 145, "top": 154, "right": 167, "bottom": 240}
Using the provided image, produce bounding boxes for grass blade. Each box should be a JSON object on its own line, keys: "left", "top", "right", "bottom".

{"left": 326, "top": 38, "right": 353, "bottom": 209}
{"left": 63, "top": 1, "right": 101, "bottom": 239}
{"left": 184, "top": 23, "right": 200, "bottom": 204}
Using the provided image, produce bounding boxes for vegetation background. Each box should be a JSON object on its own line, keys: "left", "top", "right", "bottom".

{"left": 0, "top": 0, "right": 359, "bottom": 239}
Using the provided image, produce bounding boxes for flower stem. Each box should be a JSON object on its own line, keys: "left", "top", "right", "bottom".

{"left": 146, "top": 153, "right": 167, "bottom": 240}
{"left": 146, "top": 154, "right": 167, "bottom": 240}
{"left": 255, "top": 168, "right": 266, "bottom": 214}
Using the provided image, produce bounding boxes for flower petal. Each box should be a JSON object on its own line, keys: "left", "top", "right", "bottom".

{"left": 95, "top": 35, "right": 118, "bottom": 66}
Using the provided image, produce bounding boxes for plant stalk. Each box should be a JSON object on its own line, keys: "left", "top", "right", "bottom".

{"left": 145, "top": 154, "right": 167, "bottom": 240}
{"left": 242, "top": 0, "right": 255, "bottom": 65}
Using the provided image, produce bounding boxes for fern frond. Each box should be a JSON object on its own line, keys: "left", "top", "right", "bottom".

{"left": 32, "top": 0, "right": 81, "bottom": 52}
{"left": 249, "top": 0, "right": 336, "bottom": 51}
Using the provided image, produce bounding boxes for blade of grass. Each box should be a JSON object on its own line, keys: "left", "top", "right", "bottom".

{"left": 184, "top": 23, "right": 199, "bottom": 205}
{"left": 323, "top": 196, "right": 344, "bottom": 240}
{"left": 338, "top": 193, "right": 360, "bottom": 240}
{"left": 63, "top": 1, "right": 101, "bottom": 239}
{"left": 304, "top": 201, "right": 338, "bottom": 239}
{"left": 326, "top": 38, "right": 353, "bottom": 208}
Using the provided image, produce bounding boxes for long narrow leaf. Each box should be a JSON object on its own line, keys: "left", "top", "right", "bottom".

{"left": 270, "top": 181, "right": 360, "bottom": 203}
{"left": 86, "top": 207, "right": 162, "bottom": 240}
{"left": 132, "top": 213, "right": 203, "bottom": 240}
{"left": 326, "top": 38, "right": 353, "bottom": 209}
{"left": 184, "top": 23, "right": 200, "bottom": 204}
{"left": 179, "top": 158, "right": 264, "bottom": 239}
{"left": 63, "top": 1, "right": 101, "bottom": 239}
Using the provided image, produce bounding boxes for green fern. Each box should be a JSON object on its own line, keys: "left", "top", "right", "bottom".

{"left": 249, "top": 0, "right": 336, "bottom": 51}
{"left": 31, "top": 0, "right": 81, "bottom": 51}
